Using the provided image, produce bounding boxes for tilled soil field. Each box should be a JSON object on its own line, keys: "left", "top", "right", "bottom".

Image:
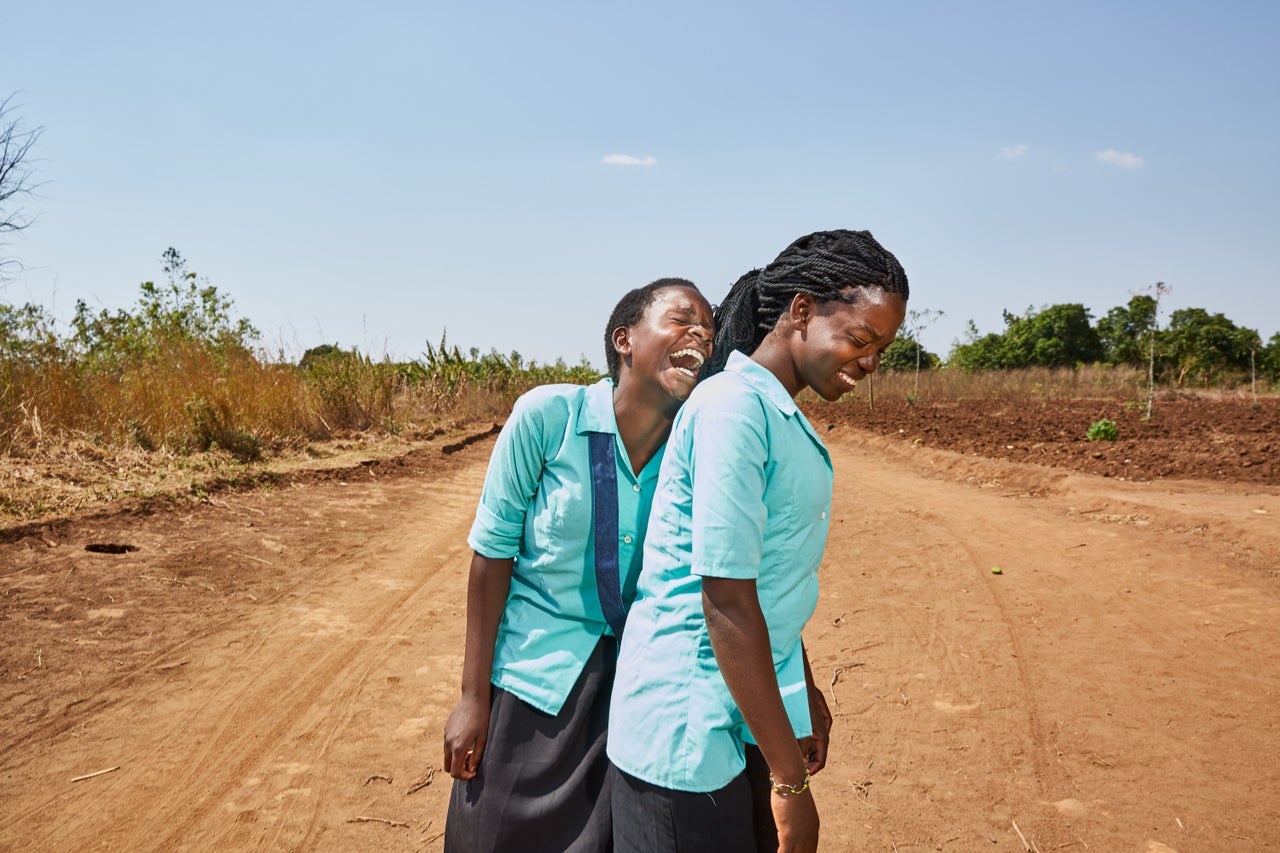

{"left": 809, "top": 395, "right": 1278, "bottom": 485}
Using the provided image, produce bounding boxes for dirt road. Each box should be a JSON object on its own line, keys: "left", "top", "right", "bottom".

{"left": 2, "top": 427, "right": 1278, "bottom": 851}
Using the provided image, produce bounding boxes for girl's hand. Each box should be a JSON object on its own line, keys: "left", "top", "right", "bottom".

{"left": 803, "top": 682, "right": 833, "bottom": 774}
{"left": 443, "top": 693, "right": 490, "bottom": 780}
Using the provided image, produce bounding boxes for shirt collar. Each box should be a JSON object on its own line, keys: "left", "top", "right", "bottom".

{"left": 723, "top": 350, "right": 798, "bottom": 417}
{"left": 577, "top": 377, "right": 667, "bottom": 484}
{"left": 576, "top": 378, "right": 618, "bottom": 435}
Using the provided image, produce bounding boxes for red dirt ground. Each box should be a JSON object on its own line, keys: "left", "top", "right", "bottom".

{"left": 1, "top": 396, "right": 1277, "bottom": 852}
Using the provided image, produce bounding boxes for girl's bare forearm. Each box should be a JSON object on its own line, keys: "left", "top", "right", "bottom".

{"left": 702, "top": 577, "right": 808, "bottom": 786}
{"left": 459, "top": 553, "right": 514, "bottom": 697}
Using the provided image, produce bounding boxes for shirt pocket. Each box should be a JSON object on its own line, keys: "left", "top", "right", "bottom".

{"left": 522, "top": 475, "right": 592, "bottom": 598}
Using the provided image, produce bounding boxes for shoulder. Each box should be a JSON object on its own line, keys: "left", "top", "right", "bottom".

{"left": 684, "top": 370, "right": 766, "bottom": 421}
{"left": 491, "top": 384, "right": 591, "bottom": 460}
{"left": 508, "top": 383, "right": 589, "bottom": 425}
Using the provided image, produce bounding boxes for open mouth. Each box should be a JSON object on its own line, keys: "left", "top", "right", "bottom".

{"left": 837, "top": 370, "right": 859, "bottom": 389}
{"left": 668, "top": 348, "right": 706, "bottom": 378}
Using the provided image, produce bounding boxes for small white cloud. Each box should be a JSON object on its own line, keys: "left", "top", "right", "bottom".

{"left": 997, "top": 144, "right": 1029, "bottom": 160}
{"left": 1096, "top": 149, "right": 1144, "bottom": 169}
{"left": 602, "top": 153, "right": 657, "bottom": 167}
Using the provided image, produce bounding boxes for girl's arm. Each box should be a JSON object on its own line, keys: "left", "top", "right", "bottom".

{"left": 442, "top": 552, "right": 514, "bottom": 780}
{"left": 703, "top": 577, "right": 819, "bottom": 853}
{"left": 442, "top": 390, "right": 558, "bottom": 779}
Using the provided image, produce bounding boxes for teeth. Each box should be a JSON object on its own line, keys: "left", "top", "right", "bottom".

{"left": 838, "top": 371, "right": 858, "bottom": 388}
{"left": 670, "top": 348, "right": 705, "bottom": 366}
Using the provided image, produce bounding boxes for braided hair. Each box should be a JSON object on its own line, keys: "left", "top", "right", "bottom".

{"left": 704, "top": 230, "right": 909, "bottom": 377}
{"left": 604, "top": 277, "right": 702, "bottom": 382}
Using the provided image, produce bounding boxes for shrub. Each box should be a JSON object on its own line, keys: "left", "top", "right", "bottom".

{"left": 1086, "top": 418, "right": 1119, "bottom": 442}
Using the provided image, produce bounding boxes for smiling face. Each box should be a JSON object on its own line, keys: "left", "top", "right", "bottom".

{"left": 612, "top": 285, "right": 715, "bottom": 402}
{"left": 791, "top": 287, "right": 907, "bottom": 401}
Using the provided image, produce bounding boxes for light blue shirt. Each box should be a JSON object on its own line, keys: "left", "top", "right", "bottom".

{"left": 468, "top": 379, "right": 663, "bottom": 716}
{"left": 608, "top": 351, "right": 833, "bottom": 792}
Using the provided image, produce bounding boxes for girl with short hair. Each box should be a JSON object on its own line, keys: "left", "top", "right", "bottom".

{"left": 443, "top": 279, "right": 715, "bottom": 852}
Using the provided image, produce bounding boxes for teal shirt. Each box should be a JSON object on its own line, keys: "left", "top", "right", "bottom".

{"left": 607, "top": 351, "right": 834, "bottom": 792}
{"left": 468, "top": 379, "right": 663, "bottom": 716}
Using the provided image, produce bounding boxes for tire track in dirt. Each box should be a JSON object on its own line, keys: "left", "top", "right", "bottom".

{"left": 148, "top": 476, "right": 482, "bottom": 851}
{"left": 0, "top": 544, "right": 366, "bottom": 766}
{"left": 810, "top": 429, "right": 1280, "bottom": 851}
{"left": 810, "top": 482, "right": 1056, "bottom": 850}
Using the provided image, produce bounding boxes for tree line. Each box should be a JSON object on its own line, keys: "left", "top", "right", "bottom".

{"left": 883, "top": 293, "right": 1279, "bottom": 388}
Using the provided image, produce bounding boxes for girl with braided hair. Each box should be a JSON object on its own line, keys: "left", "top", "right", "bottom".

{"left": 608, "top": 230, "right": 909, "bottom": 853}
{"left": 442, "top": 279, "right": 715, "bottom": 852}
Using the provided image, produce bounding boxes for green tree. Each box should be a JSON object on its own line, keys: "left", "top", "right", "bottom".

{"left": 71, "top": 248, "right": 259, "bottom": 368}
{"left": 880, "top": 333, "right": 939, "bottom": 372}
{"left": 298, "top": 343, "right": 349, "bottom": 370}
{"left": 1258, "top": 333, "right": 1280, "bottom": 383}
{"left": 948, "top": 321, "right": 1011, "bottom": 371}
{"left": 1002, "top": 303, "right": 1102, "bottom": 367}
{"left": 0, "top": 301, "right": 62, "bottom": 366}
{"left": 1096, "top": 294, "right": 1157, "bottom": 367}
{"left": 949, "top": 304, "right": 1102, "bottom": 371}
{"left": 1161, "top": 308, "right": 1254, "bottom": 387}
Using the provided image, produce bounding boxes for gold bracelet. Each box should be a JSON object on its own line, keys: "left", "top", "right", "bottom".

{"left": 768, "top": 770, "right": 811, "bottom": 797}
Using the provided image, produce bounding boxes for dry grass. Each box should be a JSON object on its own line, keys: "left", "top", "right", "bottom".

{"left": 0, "top": 430, "right": 467, "bottom": 526}
{"left": 1, "top": 334, "right": 596, "bottom": 524}
{"left": 859, "top": 363, "right": 1273, "bottom": 405}
{"left": 1, "top": 339, "right": 594, "bottom": 457}
{"left": 4, "top": 352, "right": 1271, "bottom": 527}
{"left": 870, "top": 364, "right": 1148, "bottom": 402}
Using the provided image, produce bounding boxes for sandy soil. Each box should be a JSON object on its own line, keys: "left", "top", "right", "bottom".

{"left": 1, "top": 400, "right": 1277, "bottom": 852}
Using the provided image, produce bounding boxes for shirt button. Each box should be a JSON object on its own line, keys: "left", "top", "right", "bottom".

{"left": 623, "top": 534, "right": 633, "bottom": 544}
{"left": 633, "top": 484, "right": 641, "bottom": 492}
{"left": 821, "top": 511, "right": 827, "bottom": 520}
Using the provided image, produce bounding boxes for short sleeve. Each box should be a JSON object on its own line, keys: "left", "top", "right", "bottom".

{"left": 689, "top": 382, "right": 769, "bottom": 579}
{"left": 467, "top": 387, "right": 569, "bottom": 558}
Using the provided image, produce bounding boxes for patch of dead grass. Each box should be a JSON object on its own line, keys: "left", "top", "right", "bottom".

{"left": 0, "top": 423, "right": 484, "bottom": 529}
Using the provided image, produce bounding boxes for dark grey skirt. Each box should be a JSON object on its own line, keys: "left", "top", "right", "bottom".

{"left": 444, "top": 636, "right": 617, "bottom": 853}
{"left": 609, "top": 745, "right": 778, "bottom": 853}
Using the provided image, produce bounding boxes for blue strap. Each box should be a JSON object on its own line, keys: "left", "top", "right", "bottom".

{"left": 588, "top": 431, "right": 627, "bottom": 638}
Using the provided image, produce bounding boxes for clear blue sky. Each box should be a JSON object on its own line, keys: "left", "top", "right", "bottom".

{"left": 3, "top": 1, "right": 1277, "bottom": 368}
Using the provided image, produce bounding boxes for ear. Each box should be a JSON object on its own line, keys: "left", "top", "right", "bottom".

{"left": 611, "top": 325, "right": 632, "bottom": 362}
{"left": 788, "top": 292, "right": 816, "bottom": 328}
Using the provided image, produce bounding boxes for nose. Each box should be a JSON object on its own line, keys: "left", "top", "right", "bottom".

{"left": 860, "top": 350, "right": 882, "bottom": 374}
{"left": 689, "top": 324, "right": 712, "bottom": 346}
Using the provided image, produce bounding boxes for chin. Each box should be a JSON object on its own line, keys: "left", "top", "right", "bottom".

{"left": 663, "top": 379, "right": 695, "bottom": 402}
{"left": 816, "top": 386, "right": 847, "bottom": 402}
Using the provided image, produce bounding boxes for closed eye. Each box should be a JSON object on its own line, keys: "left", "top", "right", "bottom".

{"left": 673, "top": 315, "right": 714, "bottom": 334}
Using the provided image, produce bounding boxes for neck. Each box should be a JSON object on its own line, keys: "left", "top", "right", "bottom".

{"left": 611, "top": 377, "right": 680, "bottom": 475}
{"left": 749, "top": 332, "right": 802, "bottom": 398}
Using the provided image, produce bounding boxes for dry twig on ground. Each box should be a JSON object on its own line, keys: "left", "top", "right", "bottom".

{"left": 406, "top": 766, "right": 436, "bottom": 795}
{"left": 346, "top": 816, "right": 410, "bottom": 829}
{"left": 70, "top": 766, "right": 120, "bottom": 783}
